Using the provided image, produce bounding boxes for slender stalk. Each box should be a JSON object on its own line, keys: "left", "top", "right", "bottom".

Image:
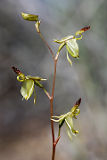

{"left": 52, "top": 59, "right": 57, "bottom": 96}
{"left": 36, "top": 27, "right": 60, "bottom": 160}
{"left": 37, "top": 29, "right": 55, "bottom": 60}
{"left": 50, "top": 58, "right": 57, "bottom": 160}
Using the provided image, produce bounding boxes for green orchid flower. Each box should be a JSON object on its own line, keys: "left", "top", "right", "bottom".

{"left": 54, "top": 26, "right": 90, "bottom": 65}
{"left": 21, "top": 12, "right": 41, "bottom": 33}
{"left": 12, "top": 66, "right": 47, "bottom": 104}
{"left": 51, "top": 98, "right": 81, "bottom": 140}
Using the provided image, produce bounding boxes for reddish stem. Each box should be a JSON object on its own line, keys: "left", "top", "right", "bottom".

{"left": 36, "top": 27, "right": 59, "bottom": 160}
{"left": 36, "top": 25, "right": 55, "bottom": 60}
{"left": 50, "top": 58, "right": 58, "bottom": 160}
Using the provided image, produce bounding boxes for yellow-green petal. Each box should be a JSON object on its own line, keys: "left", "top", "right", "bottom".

{"left": 21, "top": 12, "right": 39, "bottom": 21}
{"left": 54, "top": 35, "right": 74, "bottom": 44}
{"left": 66, "top": 51, "right": 72, "bottom": 66}
{"left": 20, "top": 79, "right": 34, "bottom": 100}
{"left": 65, "top": 116, "right": 79, "bottom": 136}
{"left": 65, "top": 116, "right": 74, "bottom": 131}
{"left": 26, "top": 75, "right": 47, "bottom": 81}
{"left": 66, "top": 39, "right": 79, "bottom": 58}
{"left": 66, "top": 128, "right": 72, "bottom": 140}
{"left": 56, "top": 42, "right": 65, "bottom": 57}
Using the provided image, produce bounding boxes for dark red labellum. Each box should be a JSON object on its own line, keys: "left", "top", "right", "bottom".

{"left": 80, "top": 26, "right": 90, "bottom": 32}
{"left": 75, "top": 98, "right": 81, "bottom": 106}
{"left": 12, "top": 66, "right": 21, "bottom": 75}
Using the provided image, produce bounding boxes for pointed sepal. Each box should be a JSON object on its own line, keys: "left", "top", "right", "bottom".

{"left": 26, "top": 76, "right": 47, "bottom": 81}
{"left": 35, "top": 80, "right": 44, "bottom": 88}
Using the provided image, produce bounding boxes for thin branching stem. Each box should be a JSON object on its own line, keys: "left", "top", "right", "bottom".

{"left": 36, "top": 27, "right": 60, "bottom": 160}
{"left": 37, "top": 28, "right": 55, "bottom": 60}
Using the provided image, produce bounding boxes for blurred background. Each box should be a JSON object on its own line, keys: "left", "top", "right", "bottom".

{"left": 0, "top": 0, "right": 107, "bottom": 160}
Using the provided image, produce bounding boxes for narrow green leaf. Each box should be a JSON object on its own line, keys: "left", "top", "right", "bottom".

{"left": 66, "top": 39, "right": 79, "bottom": 58}
{"left": 20, "top": 79, "right": 34, "bottom": 100}
{"left": 21, "top": 12, "right": 39, "bottom": 21}
{"left": 66, "top": 52, "right": 72, "bottom": 66}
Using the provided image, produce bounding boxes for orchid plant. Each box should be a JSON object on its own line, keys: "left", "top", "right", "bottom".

{"left": 12, "top": 12, "right": 90, "bottom": 160}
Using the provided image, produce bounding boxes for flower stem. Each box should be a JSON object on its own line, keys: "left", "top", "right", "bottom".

{"left": 36, "top": 27, "right": 59, "bottom": 160}
{"left": 50, "top": 58, "right": 58, "bottom": 160}
{"left": 36, "top": 26, "right": 55, "bottom": 60}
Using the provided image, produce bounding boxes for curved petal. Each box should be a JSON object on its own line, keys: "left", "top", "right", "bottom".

{"left": 17, "top": 73, "right": 25, "bottom": 82}
{"left": 65, "top": 116, "right": 74, "bottom": 131}
{"left": 20, "top": 79, "right": 34, "bottom": 100}
{"left": 66, "top": 51, "right": 72, "bottom": 66}
{"left": 66, "top": 39, "right": 79, "bottom": 58}
{"left": 65, "top": 116, "right": 79, "bottom": 137}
